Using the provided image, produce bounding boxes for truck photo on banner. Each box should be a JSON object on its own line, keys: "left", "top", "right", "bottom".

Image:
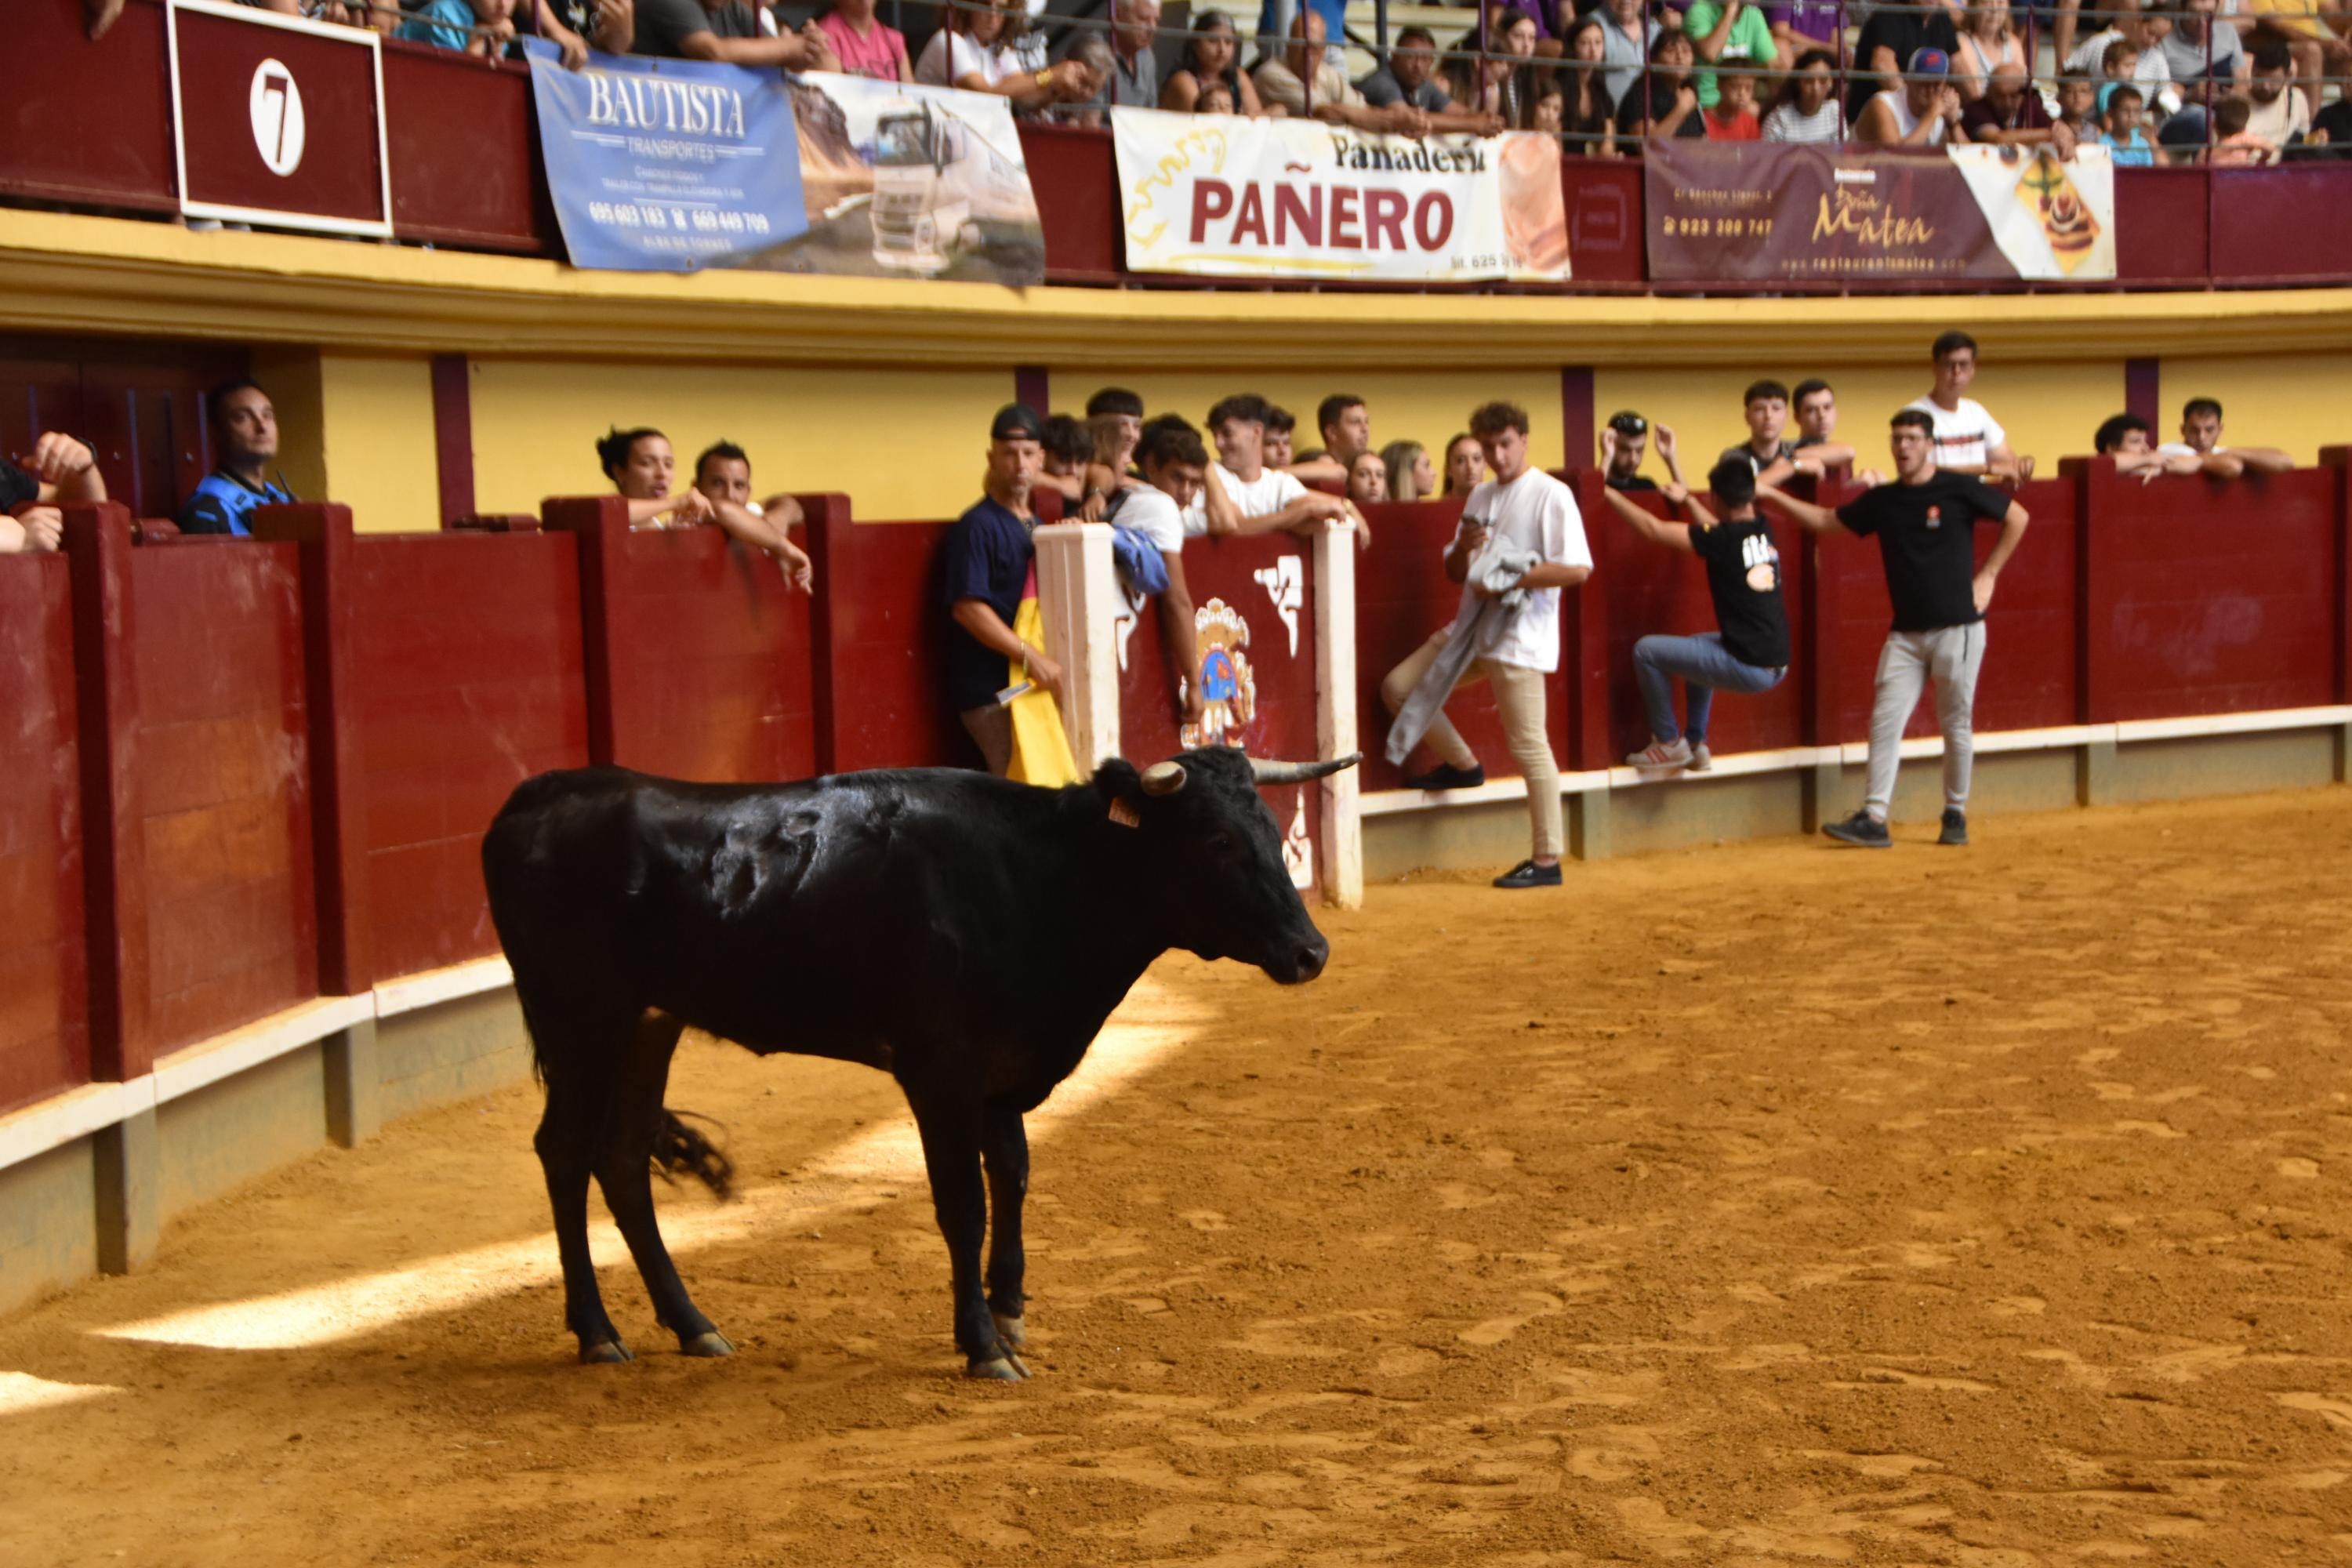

{"left": 1645, "top": 142, "right": 2115, "bottom": 285}
{"left": 730, "top": 73, "right": 1046, "bottom": 285}
{"left": 1112, "top": 107, "right": 1570, "bottom": 282}
{"left": 521, "top": 38, "right": 808, "bottom": 271}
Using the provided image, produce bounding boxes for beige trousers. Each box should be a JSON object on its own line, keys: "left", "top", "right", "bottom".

{"left": 1381, "top": 629, "right": 1563, "bottom": 859}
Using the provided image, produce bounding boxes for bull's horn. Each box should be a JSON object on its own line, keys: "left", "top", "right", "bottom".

{"left": 1248, "top": 753, "right": 1363, "bottom": 786}
{"left": 1140, "top": 760, "right": 1189, "bottom": 796}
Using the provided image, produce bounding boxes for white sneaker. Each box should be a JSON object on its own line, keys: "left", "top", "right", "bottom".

{"left": 1686, "top": 743, "right": 1712, "bottom": 772}
{"left": 1626, "top": 737, "right": 1693, "bottom": 769}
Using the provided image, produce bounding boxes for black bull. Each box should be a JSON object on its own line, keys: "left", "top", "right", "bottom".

{"left": 481, "top": 747, "right": 1357, "bottom": 1377}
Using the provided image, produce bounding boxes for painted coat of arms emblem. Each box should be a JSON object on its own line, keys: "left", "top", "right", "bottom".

{"left": 1181, "top": 597, "right": 1255, "bottom": 749}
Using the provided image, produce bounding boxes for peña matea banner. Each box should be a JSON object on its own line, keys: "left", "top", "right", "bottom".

{"left": 1112, "top": 107, "right": 1570, "bottom": 282}
{"left": 1645, "top": 141, "right": 2115, "bottom": 285}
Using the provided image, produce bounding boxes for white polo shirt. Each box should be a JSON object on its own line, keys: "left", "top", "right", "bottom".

{"left": 1904, "top": 396, "right": 2008, "bottom": 471}
{"left": 1181, "top": 462, "right": 1311, "bottom": 536}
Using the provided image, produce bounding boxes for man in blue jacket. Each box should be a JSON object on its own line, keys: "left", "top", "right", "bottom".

{"left": 176, "top": 379, "right": 296, "bottom": 536}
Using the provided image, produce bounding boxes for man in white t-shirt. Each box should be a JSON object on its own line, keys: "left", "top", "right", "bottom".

{"left": 1107, "top": 415, "right": 1211, "bottom": 734}
{"left": 1377, "top": 401, "right": 1592, "bottom": 890}
{"left": 1905, "top": 330, "right": 2030, "bottom": 481}
{"left": 1187, "top": 393, "right": 1354, "bottom": 539}
{"left": 2154, "top": 396, "right": 2297, "bottom": 479}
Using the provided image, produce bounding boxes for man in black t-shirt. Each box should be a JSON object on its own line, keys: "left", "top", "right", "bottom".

{"left": 938, "top": 404, "right": 1058, "bottom": 776}
{"left": 1601, "top": 457, "right": 1791, "bottom": 774}
{"left": 1759, "top": 407, "right": 2029, "bottom": 848}
{"left": 631, "top": 0, "right": 837, "bottom": 70}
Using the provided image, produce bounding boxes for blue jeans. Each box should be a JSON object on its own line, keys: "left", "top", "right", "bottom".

{"left": 1632, "top": 633, "right": 1784, "bottom": 746}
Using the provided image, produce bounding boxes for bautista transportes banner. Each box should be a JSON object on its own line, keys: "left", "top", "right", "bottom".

{"left": 1111, "top": 107, "right": 1570, "bottom": 282}
{"left": 522, "top": 38, "right": 808, "bottom": 271}
{"left": 1645, "top": 141, "right": 2115, "bottom": 285}
{"left": 731, "top": 73, "right": 1046, "bottom": 285}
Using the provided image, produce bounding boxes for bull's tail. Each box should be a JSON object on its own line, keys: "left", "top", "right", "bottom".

{"left": 653, "top": 1109, "right": 735, "bottom": 1201}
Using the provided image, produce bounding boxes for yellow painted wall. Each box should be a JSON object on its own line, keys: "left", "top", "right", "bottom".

{"left": 467, "top": 361, "right": 1017, "bottom": 521}
{"left": 2158, "top": 352, "right": 2352, "bottom": 465}
{"left": 318, "top": 355, "right": 441, "bottom": 535}
{"left": 1594, "top": 353, "right": 2127, "bottom": 481}
{"left": 1057, "top": 370, "right": 1566, "bottom": 474}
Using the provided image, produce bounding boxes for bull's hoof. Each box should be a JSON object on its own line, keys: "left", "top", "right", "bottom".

{"left": 991, "top": 1312, "right": 1027, "bottom": 1349}
{"left": 680, "top": 1330, "right": 735, "bottom": 1359}
{"left": 579, "top": 1338, "right": 635, "bottom": 1365}
{"left": 966, "top": 1352, "right": 1030, "bottom": 1381}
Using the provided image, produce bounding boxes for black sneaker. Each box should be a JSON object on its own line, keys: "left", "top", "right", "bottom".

{"left": 1823, "top": 809, "right": 1892, "bottom": 848}
{"left": 1403, "top": 762, "right": 1486, "bottom": 791}
{"left": 1493, "top": 858, "right": 1563, "bottom": 889}
{"left": 1938, "top": 808, "right": 1969, "bottom": 847}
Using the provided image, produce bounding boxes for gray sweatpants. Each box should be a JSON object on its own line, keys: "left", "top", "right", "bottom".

{"left": 1866, "top": 622, "right": 1987, "bottom": 819}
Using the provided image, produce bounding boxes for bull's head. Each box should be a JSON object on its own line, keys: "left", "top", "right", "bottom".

{"left": 1095, "top": 747, "right": 1358, "bottom": 985}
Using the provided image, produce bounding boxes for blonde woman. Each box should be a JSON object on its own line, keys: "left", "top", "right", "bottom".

{"left": 1955, "top": 0, "right": 2024, "bottom": 99}
{"left": 1382, "top": 440, "right": 1438, "bottom": 502}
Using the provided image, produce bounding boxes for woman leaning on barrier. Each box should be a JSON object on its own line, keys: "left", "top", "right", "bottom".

{"left": 1163, "top": 12, "right": 1269, "bottom": 116}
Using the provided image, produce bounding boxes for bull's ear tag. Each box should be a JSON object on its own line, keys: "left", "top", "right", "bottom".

{"left": 1108, "top": 797, "right": 1142, "bottom": 829}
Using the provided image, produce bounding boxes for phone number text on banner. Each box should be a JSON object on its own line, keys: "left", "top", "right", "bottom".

{"left": 524, "top": 38, "right": 808, "bottom": 272}
{"left": 1645, "top": 140, "right": 2114, "bottom": 284}
{"left": 1112, "top": 107, "right": 1570, "bottom": 282}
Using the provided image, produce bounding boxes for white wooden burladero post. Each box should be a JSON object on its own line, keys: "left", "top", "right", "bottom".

{"left": 1032, "top": 521, "right": 1122, "bottom": 771}
{"left": 1312, "top": 517, "right": 1363, "bottom": 909}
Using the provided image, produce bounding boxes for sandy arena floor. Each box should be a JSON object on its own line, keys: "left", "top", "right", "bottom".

{"left": 5, "top": 790, "right": 2352, "bottom": 1565}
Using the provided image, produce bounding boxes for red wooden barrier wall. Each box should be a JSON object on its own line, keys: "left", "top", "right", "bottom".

{"left": 808, "top": 501, "right": 968, "bottom": 775}
{"left": 1118, "top": 532, "right": 1326, "bottom": 896}
{"left": 0, "top": 556, "right": 88, "bottom": 1115}
{"left": 349, "top": 532, "right": 590, "bottom": 979}
{"left": 129, "top": 543, "right": 320, "bottom": 1054}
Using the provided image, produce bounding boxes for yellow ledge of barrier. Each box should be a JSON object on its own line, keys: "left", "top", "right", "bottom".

{"left": 7, "top": 209, "right": 2352, "bottom": 368}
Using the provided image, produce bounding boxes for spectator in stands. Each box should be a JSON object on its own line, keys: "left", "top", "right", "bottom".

{"left": 2092, "top": 412, "right": 2219, "bottom": 478}
{"left": 1377, "top": 401, "right": 1592, "bottom": 889}
{"left": 2154, "top": 0, "right": 2245, "bottom": 151}
{"left": 2211, "top": 93, "right": 2284, "bottom": 160}
{"left": 2068, "top": 1, "right": 2180, "bottom": 119}
{"left": 597, "top": 426, "right": 714, "bottom": 529}
{"left": 1764, "top": 0, "right": 1841, "bottom": 57}
{"left": 2290, "top": 91, "right": 2351, "bottom": 156}
{"left": 1358, "top": 25, "right": 1451, "bottom": 113}
{"left": 1602, "top": 456, "right": 1790, "bottom": 775}
{"left": 1601, "top": 409, "right": 1682, "bottom": 492}
{"left": 1384, "top": 440, "right": 1438, "bottom": 503}
{"left": 1683, "top": 0, "right": 1784, "bottom": 111}
{"left": 1065, "top": 34, "right": 1120, "bottom": 125}
{"left": 939, "top": 404, "right": 1054, "bottom": 776}
{"left": 1596, "top": 0, "right": 1662, "bottom": 110}
{"left": 2241, "top": 43, "right": 2314, "bottom": 147}
{"left": 1722, "top": 379, "right": 1838, "bottom": 484}
{"left": 1857, "top": 47, "right": 1970, "bottom": 145}
{"left": 817, "top": 0, "right": 909, "bottom": 81}
{"left": 690, "top": 441, "right": 815, "bottom": 588}
{"left": 1617, "top": 30, "right": 1706, "bottom": 141}
{"left": 1443, "top": 433, "right": 1490, "bottom": 496}
{"left": 2158, "top": 397, "right": 2298, "bottom": 476}
{"left": 1847, "top": 0, "right": 1959, "bottom": 124}
{"left": 1452, "top": 9, "right": 1544, "bottom": 127}
{"left": 1, "top": 433, "right": 105, "bottom": 556}
{"left": 1193, "top": 78, "right": 1237, "bottom": 114}
{"left": 2054, "top": 72, "right": 2100, "bottom": 143}
{"left": 1265, "top": 407, "right": 1299, "bottom": 470}
{"left": 1764, "top": 49, "right": 1845, "bottom": 141}
{"left": 1163, "top": 13, "right": 1268, "bottom": 114}
{"left": 1482, "top": 0, "right": 1565, "bottom": 60}
{"left": 1534, "top": 78, "right": 1568, "bottom": 132}
{"left": 2250, "top": 0, "right": 2352, "bottom": 112}
{"left": 1758, "top": 408, "right": 2031, "bottom": 850}
{"left": 1039, "top": 413, "right": 1094, "bottom": 502}
{"left": 1704, "top": 68, "right": 1764, "bottom": 136}
{"left": 1192, "top": 394, "right": 1348, "bottom": 536}
{"left": 533, "top": 0, "right": 633, "bottom": 67}
{"left": 1288, "top": 394, "right": 1372, "bottom": 488}
{"left": 1558, "top": 17, "right": 1623, "bottom": 154}
{"left": 401, "top": 0, "right": 517, "bottom": 55}
{"left": 1953, "top": 0, "right": 2024, "bottom": 99}
{"left": 1790, "top": 379, "right": 1874, "bottom": 482}
{"left": 1101, "top": 0, "right": 1162, "bottom": 107}
{"left": 1102, "top": 415, "right": 1211, "bottom": 734}
{"left": 179, "top": 379, "right": 296, "bottom": 537}
{"left": 1962, "top": 61, "right": 2070, "bottom": 147}
{"left": 2093, "top": 40, "right": 2146, "bottom": 118}
{"left": 1906, "top": 331, "right": 2027, "bottom": 480}
{"left": 916, "top": 0, "right": 1098, "bottom": 107}
{"left": 1255, "top": 11, "right": 1431, "bottom": 132}
{"left": 1347, "top": 450, "right": 1391, "bottom": 508}
{"left": 1086, "top": 387, "right": 1145, "bottom": 483}
{"left": 634, "top": 0, "right": 837, "bottom": 69}
{"left": 2101, "top": 84, "right": 2159, "bottom": 163}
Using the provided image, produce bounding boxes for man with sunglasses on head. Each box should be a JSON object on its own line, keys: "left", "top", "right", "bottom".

{"left": 1598, "top": 409, "right": 1687, "bottom": 494}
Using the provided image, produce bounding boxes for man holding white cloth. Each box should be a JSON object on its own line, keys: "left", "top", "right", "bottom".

{"left": 1379, "top": 401, "right": 1592, "bottom": 889}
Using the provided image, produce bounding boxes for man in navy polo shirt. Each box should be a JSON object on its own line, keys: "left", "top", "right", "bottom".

{"left": 177, "top": 379, "right": 296, "bottom": 537}
{"left": 938, "top": 404, "right": 1058, "bottom": 776}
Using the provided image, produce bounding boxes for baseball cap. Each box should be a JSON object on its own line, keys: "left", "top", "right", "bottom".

{"left": 1909, "top": 46, "right": 1951, "bottom": 76}
{"left": 991, "top": 403, "right": 1045, "bottom": 442}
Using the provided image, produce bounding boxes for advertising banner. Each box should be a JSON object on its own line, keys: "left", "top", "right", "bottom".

{"left": 1645, "top": 141, "right": 2115, "bottom": 285}
{"left": 522, "top": 38, "right": 808, "bottom": 271}
{"left": 1112, "top": 107, "right": 1570, "bottom": 281}
{"left": 728, "top": 73, "right": 1046, "bottom": 285}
